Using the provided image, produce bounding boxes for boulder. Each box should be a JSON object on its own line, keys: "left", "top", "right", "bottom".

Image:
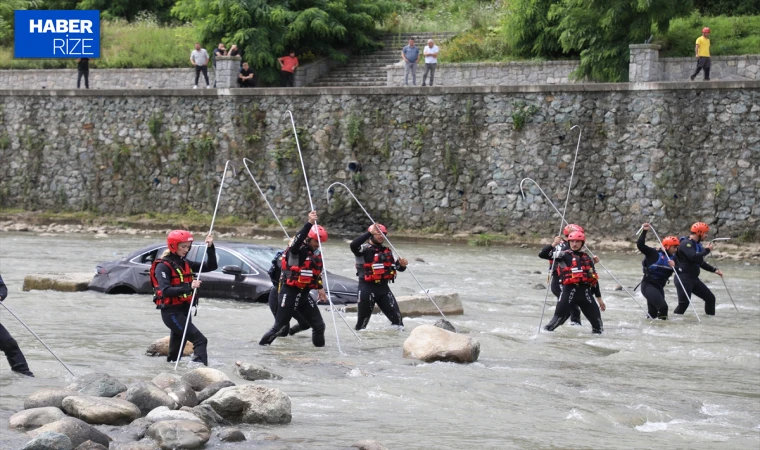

{"left": 126, "top": 381, "right": 178, "bottom": 416}
{"left": 183, "top": 404, "right": 229, "bottom": 428}
{"left": 25, "top": 389, "right": 81, "bottom": 409}
{"left": 165, "top": 382, "right": 198, "bottom": 408}
{"left": 21, "top": 431, "right": 73, "bottom": 450}
{"left": 234, "top": 361, "right": 282, "bottom": 381}
{"left": 150, "top": 373, "right": 182, "bottom": 390}
{"left": 66, "top": 373, "right": 127, "bottom": 397}
{"left": 23, "top": 273, "right": 92, "bottom": 292}
{"left": 203, "top": 385, "right": 291, "bottom": 424}
{"left": 145, "top": 420, "right": 210, "bottom": 450}
{"left": 74, "top": 440, "right": 108, "bottom": 450}
{"left": 344, "top": 291, "right": 464, "bottom": 317}
{"left": 122, "top": 417, "right": 153, "bottom": 441}
{"left": 196, "top": 380, "right": 235, "bottom": 403}
{"left": 402, "top": 325, "right": 480, "bottom": 363}
{"left": 352, "top": 440, "right": 389, "bottom": 450}
{"left": 146, "top": 406, "right": 204, "bottom": 424}
{"left": 218, "top": 427, "right": 246, "bottom": 442}
{"left": 110, "top": 442, "right": 160, "bottom": 450}
{"left": 10, "top": 407, "right": 67, "bottom": 430}
{"left": 251, "top": 432, "right": 280, "bottom": 441}
{"left": 434, "top": 319, "right": 456, "bottom": 332}
{"left": 146, "top": 337, "right": 193, "bottom": 358}
{"left": 61, "top": 396, "right": 142, "bottom": 426}
{"left": 181, "top": 367, "right": 230, "bottom": 391}
{"left": 27, "top": 417, "right": 112, "bottom": 448}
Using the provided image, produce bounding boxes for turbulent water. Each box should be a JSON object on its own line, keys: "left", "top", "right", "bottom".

{"left": 0, "top": 232, "right": 758, "bottom": 449}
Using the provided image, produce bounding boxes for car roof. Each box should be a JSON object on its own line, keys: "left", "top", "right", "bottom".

{"left": 124, "top": 241, "right": 283, "bottom": 260}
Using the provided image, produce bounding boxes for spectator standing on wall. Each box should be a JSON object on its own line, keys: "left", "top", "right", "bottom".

{"left": 278, "top": 51, "right": 299, "bottom": 87}
{"left": 402, "top": 38, "right": 420, "bottom": 86}
{"left": 76, "top": 57, "right": 89, "bottom": 89}
{"left": 690, "top": 27, "right": 711, "bottom": 81}
{"left": 212, "top": 43, "right": 226, "bottom": 87}
{"left": 190, "top": 43, "right": 211, "bottom": 89}
{"left": 422, "top": 39, "right": 439, "bottom": 87}
{"left": 238, "top": 62, "right": 256, "bottom": 87}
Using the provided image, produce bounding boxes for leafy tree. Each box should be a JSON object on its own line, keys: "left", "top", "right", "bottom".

{"left": 172, "top": 0, "right": 396, "bottom": 84}
{"left": 76, "top": 0, "right": 177, "bottom": 22}
{"left": 693, "top": 0, "right": 760, "bottom": 16}
{"left": 0, "top": 0, "right": 39, "bottom": 43}
{"left": 507, "top": 0, "right": 568, "bottom": 58}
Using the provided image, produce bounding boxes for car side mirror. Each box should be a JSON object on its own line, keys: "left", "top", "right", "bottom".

{"left": 222, "top": 265, "right": 243, "bottom": 279}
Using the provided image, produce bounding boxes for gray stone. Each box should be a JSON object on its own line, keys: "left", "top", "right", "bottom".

{"left": 126, "top": 381, "right": 178, "bottom": 416}
{"left": 27, "top": 417, "right": 112, "bottom": 448}
{"left": 184, "top": 404, "right": 230, "bottom": 428}
{"left": 146, "top": 337, "right": 193, "bottom": 358}
{"left": 196, "top": 380, "right": 235, "bottom": 403}
{"left": 123, "top": 417, "right": 153, "bottom": 441}
{"left": 66, "top": 373, "right": 127, "bottom": 398}
{"left": 25, "top": 389, "right": 82, "bottom": 409}
{"left": 403, "top": 324, "right": 480, "bottom": 363}
{"left": 145, "top": 406, "right": 204, "bottom": 424}
{"left": 352, "top": 440, "right": 389, "bottom": 450}
{"left": 181, "top": 368, "right": 231, "bottom": 391}
{"left": 218, "top": 427, "right": 246, "bottom": 442}
{"left": 434, "top": 319, "right": 456, "bottom": 333}
{"left": 61, "top": 396, "right": 141, "bottom": 426}
{"left": 21, "top": 431, "right": 73, "bottom": 450}
{"left": 203, "top": 385, "right": 291, "bottom": 424}
{"left": 110, "top": 442, "right": 160, "bottom": 450}
{"left": 234, "top": 361, "right": 282, "bottom": 381}
{"left": 345, "top": 291, "right": 463, "bottom": 317}
{"left": 150, "top": 373, "right": 182, "bottom": 390}
{"left": 10, "top": 407, "right": 67, "bottom": 430}
{"left": 145, "top": 420, "right": 210, "bottom": 450}
{"left": 165, "top": 381, "right": 198, "bottom": 408}
{"left": 74, "top": 440, "right": 108, "bottom": 450}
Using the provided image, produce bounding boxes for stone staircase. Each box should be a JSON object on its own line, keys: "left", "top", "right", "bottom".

{"left": 310, "top": 32, "right": 457, "bottom": 87}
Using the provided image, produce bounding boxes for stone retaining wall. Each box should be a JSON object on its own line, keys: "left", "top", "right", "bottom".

{"left": 628, "top": 45, "right": 760, "bottom": 82}
{"left": 0, "top": 68, "right": 217, "bottom": 90}
{"left": 386, "top": 60, "right": 579, "bottom": 86}
{"left": 0, "top": 82, "right": 758, "bottom": 238}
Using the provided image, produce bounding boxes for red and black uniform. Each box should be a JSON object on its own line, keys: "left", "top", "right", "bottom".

{"left": 544, "top": 249, "right": 604, "bottom": 334}
{"left": 351, "top": 231, "right": 406, "bottom": 330}
{"left": 538, "top": 240, "right": 582, "bottom": 325}
{"left": 674, "top": 237, "right": 718, "bottom": 315}
{"left": 0, "top": 274, "right": 33, "bottom": 376}
{"left": 267, "top": 250, "right": 313, "bottom": 336}
{"left": 260, "top": 222, "right": 326, "bottom": 347}
{"left": 150, "top": 246, "right": 217, "bottom": 365}
{"left": 637, "top": 230, "right": 674, "bottom": 320}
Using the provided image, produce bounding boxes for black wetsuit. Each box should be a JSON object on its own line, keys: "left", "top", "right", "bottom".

{"left": 154, "top": 247, "right": 217, "bottom": 365}
{"left": 0, "top": 274, "right": 33, "bottom": 376}
{"left": 673, "top": 237, "right": 718, "bottom": 315}
{"left": 637, "top": 230, "right": 675, "bottom": 320}
{"left": 351, "top": 232, "right": 406, "bottom": 330}
{"left": 544, "top": 250, "right": 604, "bottom": 334}
{"left": 538, "top": 241, "right": 582, "bottom": 325}
{"left": 260, "top": 223, "right": 326, "bottom": 347}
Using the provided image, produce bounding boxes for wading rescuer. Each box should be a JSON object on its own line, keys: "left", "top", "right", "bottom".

{"left": 150, "top": 231, "right": 217, "bottom": 365}
{"left": 538, "top": 224, "right": 586, "bottom": 326}
{"left": 260, "top": 211, "right": 327, "bottom": 347}
{"left": 674, "top": 222, "right": 723, "bottom": 315}
{"left": 0, "top": 274, "right": 34, "bottom": 376}
{"left": 267, "top": 241, "right": 314, "bottom": 337}
{"left": 637, "top": 223, "right": 678, "bottom": 320}
{"left": 351, "top": 223, "right": 408, "bottom": 330}
{"left": 544, "top": 231, "right": 606, "bottom": 334}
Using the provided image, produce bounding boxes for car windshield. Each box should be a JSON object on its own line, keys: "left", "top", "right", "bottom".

{"left": 235, "top": 246, "right": 280, "bottom": 270}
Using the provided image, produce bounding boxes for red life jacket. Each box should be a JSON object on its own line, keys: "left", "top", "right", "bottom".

{"left": 281, "top": 246, "right": 323, "bottom": 289}
{"left": 356, "top": 244, "right": 397, "bottom": 282}
{"left": 558, "top": 251, "right": 598, "bottom": 286}
{"left": 149, "top": 257, "right": 194, "bottom": 307}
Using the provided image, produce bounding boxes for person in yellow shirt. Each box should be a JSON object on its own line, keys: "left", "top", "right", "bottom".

{"left": 690, "top": 27, "right": 711, "bottom": 81}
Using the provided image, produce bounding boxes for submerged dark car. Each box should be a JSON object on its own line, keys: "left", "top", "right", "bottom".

{"left": 88, "top": 242, "right": 359, "bottom": 304}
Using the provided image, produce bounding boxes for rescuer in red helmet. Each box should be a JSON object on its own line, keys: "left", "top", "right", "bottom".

{"left": 543, "top": 230, "right": 606, "bottom": 334}
{"left": 673, "top": 222, "right": 723, "bottom": 315}
{"left": 351, "top": 222, "right": 408, "bottom": 330}
{"left": 150, "top": 230, "right": 217, "bottom": 365}
{"left": 260, "top": 211, "right": 327, "bottom": 347}
{"left": 636, "top": 223, "right": 679, "bottom": 320}
{"left": 538, "top": 223, "right": 586, "bottom": 326}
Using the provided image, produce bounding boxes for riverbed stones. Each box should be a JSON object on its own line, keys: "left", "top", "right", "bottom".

{"left": 203, "top": 385, "right": 291, "bottom": 424}
{"left": 126, "top": 381, "right": 178, "bottom": 415}
{"left": 234, "top": 361, "right": 282, "bottom": 381}
{"left": 165, "top": 381, "right": 198, "bottom": 408}
{"left": 183, "top": 404, "right": 230, "bottom": 428}
{"left": 344, "top": 291, "right": 464, "bottom": 317}
{"left": 403, "top": 324, "right": 480, "bottom": 363}
{"left": 434, "top": 319, "right": 456, "bottom": 333}
{"left": 150, "top": 373, "right": 181, "bottom": 390}
{"left": 110, "top": 442, "right": 160, "bottom": 450}
{"left": 196, "top": 380, "right": 235, "bottom": 403}
{"left": 145, "top": 420, "right": 210, "bottom": 450}
{"left": 25, "top": 389, "right": 82, "bottom": 409}
{"left": 10, "top": 407, "right": 67, "bottom": 429}
{"left": 146, "top": 337, "right": 193, "bottom": 357}
{"left": 61, "top": 396, "right": 142, "bottom": 426}
{"left": 27, "top": 417, "right": 112, "bottom": 448}
{"left": 146, "top": 406, "right": 204, "bottom": 424}
{"left": 74, "top": 440, "right": 108, "bottom": 450}
{"left": 181, "top": 367, "right": 230, "bottom": 391}
{"left": 218, "top": 427, "right": 246, "bottom": 442}
{"left": 21, "top": 431, "right": 73, "bottom": 450}
{"left": 66, "top": 373, "right": 127, "bottom": 398}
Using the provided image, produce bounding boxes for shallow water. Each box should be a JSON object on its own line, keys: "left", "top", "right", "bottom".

{"left": 0, "top": 232, "right": 758, "bottom": 449}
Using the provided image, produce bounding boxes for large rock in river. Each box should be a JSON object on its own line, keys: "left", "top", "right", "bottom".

{"left": 402, "top": 325, "right": 480, "bottom": 363}
{"left": 25, "top": 389, "right": 82, "bottom": 410}
{"left": 23, "top": 273, "right": 91, "bottom": 292}
{"left": 21, "top": 431, "right": 73, "bottom": 450}
{"left": 181, "top": 367, "right": 230, "bottom": 391}
{"left": 126, "top": 381, "right": 178, "bottom": 416}
{"left": 203, "top": 385, "right": 291, "bottom": 424}
{"left": 145, "top": 420, "right": 210, "bottom": 450}
{"left": 196, "top": 380, "right": 235, "bottom": 403}
{"left": 146, "top": 337, "right": 193, "bottom": 357}
{"left": 10, "top": 407, "right": 67, "bottom": 430}
{"left": 27, "top": 417, "right": 112, "bottom": 448}
{"left": 66, "top": 373, "right": 127, "bottom": 397}
{"left": 61, "top": 396, "right": 141, "bottom": 425}
{"left": 344, "top": 291, "right": 463, "bottom": 317}
{"left": 146, "top": 406, "right": 205, "bottom": 424}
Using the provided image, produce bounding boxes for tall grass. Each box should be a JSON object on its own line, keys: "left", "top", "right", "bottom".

{"left": 657, "top": 13, "right": 760, "bottom": 57}
{"left": 380, "top": 0, "right": 509, "bottom": 33}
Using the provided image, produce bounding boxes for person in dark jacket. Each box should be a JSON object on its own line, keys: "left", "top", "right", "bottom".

{"left": 351, "top": 223, "right": 408, "bottom": 330}
{"left": 150, "top": 230, "right": 217, "bottom": 365}
{"left": 0, "top": 274, "right": 34, "bottom": 376}
{"left": 538, "top": 224, "right": 586, "bottom": 325}
{"left": 636, "top": 223, "right": 679, "bottom": 320}
{"left": 673, "top": 222, "right": 723, "bottom": 315}
{"left": 267, "top": 245, "right": 314, "bottom": 337}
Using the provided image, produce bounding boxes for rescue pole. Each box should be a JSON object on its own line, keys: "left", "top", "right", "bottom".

{"left": 174, "top": 160, "right": 231, "bottom": 370}
{"left": 326, "top": 182, "right": 456, "bottom": 332}
{"left": 708, "top": 238, "right": 738, "bottom": 312}
{"left": 243, "top": 157, "right": 290, "bottom": 238}
{"left": 647, "top": 225, "right": 701, "bottom": 321}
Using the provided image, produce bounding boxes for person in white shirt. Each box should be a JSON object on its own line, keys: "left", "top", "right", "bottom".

{"left": 190, "top": 43, "right": 211, "bottom": 89}
{"left": 422, "top": 39, "right": 439, "bottom": 87}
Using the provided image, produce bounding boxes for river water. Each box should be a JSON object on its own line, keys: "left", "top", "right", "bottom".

{"left": 0, "top": 232, "right": 758, "bottom": 449}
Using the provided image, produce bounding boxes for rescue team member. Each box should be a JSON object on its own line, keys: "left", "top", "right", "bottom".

{"left": 150, "top": 231, "right": 217, "bottom": 365}
{"left": 266, "top": 245, "right": 314, "bottom": 337}
{"left": 260, "top": 211, "right": 327, "bottom": 347}
{"left": 674, "top": 222, "right": 723, "bottom": 315}
{"left": 543, "top": 231, "right": 606, "bottom": 334}
{"left": 351, "top": 223, "right": 408, "bottom": 330}
{"left": 538, "top": 224, "right": 586, "bottom": 326}
{"left": 0, "top": 274, "right": 34, "bottom": 376}
{"left": 636, "top": 223, "right": 679, "bottom": 320}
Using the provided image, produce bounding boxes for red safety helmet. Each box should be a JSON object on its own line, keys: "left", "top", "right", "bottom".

{"left": 567, "top": 231, "right": 586, "bottom": 242}
{"left": 690, "top": 222, "right": 709, "bottom": 235}
{"left": 662, "top": 236, "right": 680, "bottom": 248}
{"left": 702, "top": 27, "right": 710, "bottom": 34}
{"left": 167, "top": 230, "right": 194, "bottom": 253}
{"left": 563, "top": 224, "right": 584, "bottom": 237}
{"left": 308, "top": 225, "right": 328, "bottom": 242}
{"left": 369, "top": 223, "right": 388, "bottom": 234}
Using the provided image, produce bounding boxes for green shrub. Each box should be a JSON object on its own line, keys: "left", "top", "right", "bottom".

{"left": 657, "top": 13, "right": 760, "bottom": 57}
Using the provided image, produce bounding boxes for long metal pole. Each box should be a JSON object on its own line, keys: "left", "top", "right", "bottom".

{"left": 647, "top": 225, "right": 700, "bottom": 321}
{"left": 242, "top": 157, "right": 290, "bottom": 238}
